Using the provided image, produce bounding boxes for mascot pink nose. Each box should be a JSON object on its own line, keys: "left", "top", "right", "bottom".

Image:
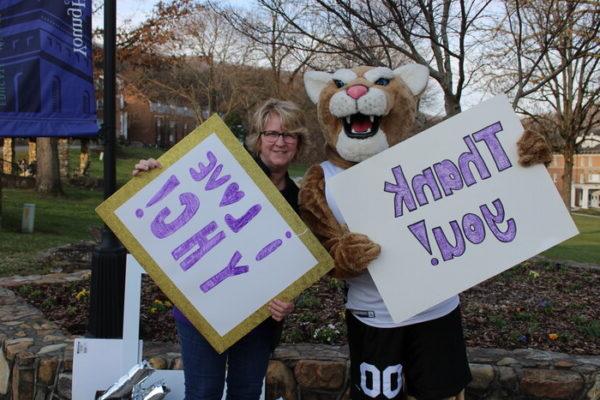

{"left": 346, "top": 85, "right": 368, "bottom": 99}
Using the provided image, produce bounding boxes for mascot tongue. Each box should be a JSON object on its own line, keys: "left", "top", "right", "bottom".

{"left": 351, "top": 116, "right": 372, "bottom": 133}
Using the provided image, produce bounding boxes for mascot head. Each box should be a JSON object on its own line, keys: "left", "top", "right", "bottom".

{"left": 304, "top": 64, "right": 429, "bottom": 164}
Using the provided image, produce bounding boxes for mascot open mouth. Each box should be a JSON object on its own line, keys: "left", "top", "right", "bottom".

{"left": 341, "top": 113, "right": 381, "bottom": 139}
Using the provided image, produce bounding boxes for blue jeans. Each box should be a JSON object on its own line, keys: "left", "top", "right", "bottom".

{"left": 175, "top": 319, "right": 274, "bottom": 400}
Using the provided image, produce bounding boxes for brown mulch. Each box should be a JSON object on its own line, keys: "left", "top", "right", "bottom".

{"left": 13, "top": 259, "right": 600, "bottom": 355}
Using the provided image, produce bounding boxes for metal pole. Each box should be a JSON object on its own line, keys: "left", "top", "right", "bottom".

{"left": 87, "top": 0, "right": 127, "bottom": 338}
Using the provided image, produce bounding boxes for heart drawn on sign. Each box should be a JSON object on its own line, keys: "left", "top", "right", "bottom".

{"left": 220, "top": 182, "right": 245, "bottom": 206}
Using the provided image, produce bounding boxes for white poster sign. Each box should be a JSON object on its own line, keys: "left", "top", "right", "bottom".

{"left": 97, "top": 116, "right": 332, "bottom": 352}
{"left": 329, "top": 95, "right": 578, "bottom": 323}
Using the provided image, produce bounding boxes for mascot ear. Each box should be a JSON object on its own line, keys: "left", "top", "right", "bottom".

{"left": 393, "top": 64, "right": 429, "bottom": 96}
{"left": 304, "top": 70, "right": 333, "bottom": 104}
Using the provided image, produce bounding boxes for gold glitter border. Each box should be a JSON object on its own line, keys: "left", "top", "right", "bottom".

{"left": 96, "top": 114, "right": 333, "bottom": 353}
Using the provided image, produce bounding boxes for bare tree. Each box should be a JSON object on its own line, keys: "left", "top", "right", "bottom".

{"left": 214, "top": 1, "right": 325, "bottom": 97}
{"left": 119, "top": 2, "right": 271, "bottom": 126}
{"left": 244, "top": 0, "right": 493, "bottom": 116}
{"left": 113, "top": 0, "right": 193, "bottom": 69}
{"left": 480, "top": 0, "right": 600, "bottom": 206}
{"left": 36, "top": 138, "right": 63, "bottom": 195}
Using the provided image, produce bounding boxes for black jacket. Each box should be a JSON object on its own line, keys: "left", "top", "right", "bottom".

{"left": 254, "top": 156, "right": 299, "bottom": 350}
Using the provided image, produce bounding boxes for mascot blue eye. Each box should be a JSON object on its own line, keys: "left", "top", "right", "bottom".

{"left": 375, "top": 78, "right": 390, "bottom": 86}
{"left": 333, "top": 79, "right": 345, "bottom": 88}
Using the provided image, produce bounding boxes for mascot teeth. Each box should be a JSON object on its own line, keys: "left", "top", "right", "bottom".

{"left": 342, "top": 113, "right": 381, "bottom": 139}
{"left": 303, "top": 64, "right": 430, "bottom": 162}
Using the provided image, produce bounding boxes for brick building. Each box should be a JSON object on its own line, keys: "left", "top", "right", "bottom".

{"left": 547, "top": 147, "right": 600, "bottom": 209}
{"left": 120, "top": 82, "right": 197, "bottom": 148}
{"left": 95, "top": 78, "right": 198, "bottom": 148}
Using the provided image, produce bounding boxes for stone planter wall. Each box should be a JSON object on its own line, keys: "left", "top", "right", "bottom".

{"left": 0, "top": 287, "right": 74, "bottom": 400}
{"left": 1, "top": 272, "right": 599, "bottom": 399}
{"left": 266, "top": 344, "right": 600, "bottom": 400}
{"left": 2, "top": 335, "right": 599, "bottom": 399}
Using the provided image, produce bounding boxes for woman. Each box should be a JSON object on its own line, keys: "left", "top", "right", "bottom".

{"left": 133, "top": 98, "right": 308, "bottom": 400}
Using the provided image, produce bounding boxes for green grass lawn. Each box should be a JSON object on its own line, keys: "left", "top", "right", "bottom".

{"left": 288, "top": 164, "right": 307, "bottom": 178}
{"left": 3, "top": 145, "right": 165, "bottom": 276}
{"left": 0, "top": 186, "right": 103, "bottom": 277}
{"left": 16, "top": 144, "right": 165, "bottom": 187}
{"left": 1, "top": 145, "right": 307, "bottom": 277}
{"left": 1, "top": 144, "right": 598, "bottom": 276}
{"left": 572, "top": 208, "right": 600, "bottom": 217}
{"left": 542, "top": 213, "right": 600, "bottom": 265}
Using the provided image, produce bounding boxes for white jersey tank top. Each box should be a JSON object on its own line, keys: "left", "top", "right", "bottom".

{"left": 320, "top": 160, "right": 459, "bottom": 328}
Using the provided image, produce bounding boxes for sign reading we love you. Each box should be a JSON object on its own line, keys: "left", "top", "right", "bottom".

{"left": 329, "top": 95, "right": 578, "bottom": 324}
{"left": 97, "top": 115, "right": 333, "bottom": 353}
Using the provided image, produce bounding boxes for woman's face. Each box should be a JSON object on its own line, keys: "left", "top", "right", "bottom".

{"left": 259, "top": 113, "right": 298, "bottom": 172}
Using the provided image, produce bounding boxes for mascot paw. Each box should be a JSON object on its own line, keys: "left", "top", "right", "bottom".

{"left": 330, "top": 230, "right": 381, "bottom": 273}
{"left": 517, "top": 130, "right": 552, "bottom": 167}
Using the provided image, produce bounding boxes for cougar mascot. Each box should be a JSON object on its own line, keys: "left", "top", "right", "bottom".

{"left": 299, "top": 64, "right": 551, "bottom": 400}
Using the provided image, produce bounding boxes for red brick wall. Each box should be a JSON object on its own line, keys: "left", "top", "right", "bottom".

{"left": 547, "top": 153, "right": 600, "bottom": 194}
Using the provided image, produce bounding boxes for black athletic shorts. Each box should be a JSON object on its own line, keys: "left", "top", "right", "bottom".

{"left": 347, "top": 305, "right": 472, "bottom": 400}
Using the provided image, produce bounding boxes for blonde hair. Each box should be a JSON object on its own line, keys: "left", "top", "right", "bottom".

{"left": 246, "top": 98, "right": 309, "bottom": 160}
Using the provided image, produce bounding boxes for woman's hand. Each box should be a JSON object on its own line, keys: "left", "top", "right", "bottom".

{"left": 268, "top": 299, "right": 294, "bottom": 321}
{"left": 132, "top": 158, "right": 162, "bottom": 176}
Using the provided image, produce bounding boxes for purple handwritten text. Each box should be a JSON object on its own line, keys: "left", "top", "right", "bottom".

{"left": 200, "top": 251, "right": 249, "bottom": 293}
{"left": 225, "top": 204, "right": 262, "bottom": 233}
{"left": 151, "top": 192, "right": 200, "bottom": 239}
{"left": 136, "top": 174, "right": 180, "bottom": 218}
{"left": 256, "top": 239, "right": 283, "bottom": 261}
{"left": 189, "top": 151, "right": 217, "bottom": 182}
{"left": 480, "top": 199, "right": 517, "bottom": 242}
{"left": 409, "top": 198, "right": 516, "bottom": 266}
{"left": 172, "top": 221, "right": 226, "bottom": 271}
{"left": 384, "top": 122, "right": 511, "bottom": 218}
{"left": 220, "top": 182, "right": 245, "bottom": 207}
{"left": 205, "top": 164, "right": 231, "bottom": 190}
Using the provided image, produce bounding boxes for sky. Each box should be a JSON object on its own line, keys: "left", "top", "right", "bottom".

{"left": 92, "top": 1, "right": 152, "bottom": 30}
{"left": 92, "top": 0, "right": 486, "bottom": 115}
{"left": 92, "top": 0, "right": 255, "bottom": 30}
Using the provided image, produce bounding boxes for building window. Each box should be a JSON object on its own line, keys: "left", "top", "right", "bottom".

{"left": 156, "top": 118, "right": 162, "bottom": 145}
{"left": 12, "top": 39, "right": 19, "bottom": 50}
{"left": 169, "top": 121, "right": 176, "bottom": 144}
{"left": 52, "top": 77, "right": 61, "bottom": 113}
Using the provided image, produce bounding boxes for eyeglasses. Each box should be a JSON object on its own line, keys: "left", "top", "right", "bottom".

{"left": 260, "top": 131, "right": 299, "bottom": 143}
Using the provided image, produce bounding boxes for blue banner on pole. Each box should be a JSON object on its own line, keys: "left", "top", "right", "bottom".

{"left": 0, "top": 0, "right": 98, "bottom": 137}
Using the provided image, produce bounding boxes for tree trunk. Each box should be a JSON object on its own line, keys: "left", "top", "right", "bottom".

{"left": 79, "top": 138, "right": 90, "bottom": 176}
{"left": 561, "top": 142, "right": 574, "bottom": 208}
{"left": 28, "top": 138, "right": 37, "bottom": 164}
{"left": 443, "top": 92, "right": 461, "bottom": 117}
{"left": 36, "top": 137, "right": 63, "bottom": 195}
{"left": 58, "top": 138, "right": 70, "bottom": 178}
{"left": 2, "top": 137, "right": 15, "bottom": 175}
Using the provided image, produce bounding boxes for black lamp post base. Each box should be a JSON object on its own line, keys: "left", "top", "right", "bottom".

{"left": 87, "top": 242, "right": 127, "bottom": 338}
